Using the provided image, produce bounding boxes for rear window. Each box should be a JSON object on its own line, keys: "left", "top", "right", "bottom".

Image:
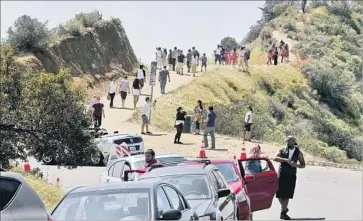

{"left": 157, "top": 156, "right": 186, "bottom": 166}
{"left": 0, "top": 177, "right": 21, "bottom": 211}
{"left": 215, "top": 163, "right": 240, "bottom": 183}
{"left": 52, "top": 188, "right": 150, "bottom": 220}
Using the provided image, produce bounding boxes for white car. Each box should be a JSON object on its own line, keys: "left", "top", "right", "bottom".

{"left": 99, "top": 153, "right": 187, "bottom": 183}
{"left": 94, "top": 132, "right": 144, "bottom": 166}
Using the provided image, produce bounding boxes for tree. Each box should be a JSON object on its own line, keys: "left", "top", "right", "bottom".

{"left": 220, "top": 37, "right": 239, "bottom": 49}
{"left": 6, "top": 15, "right": 51, "bottom": 52}
{"left": 0, "top": 45, "right": 96, "bottom": 168}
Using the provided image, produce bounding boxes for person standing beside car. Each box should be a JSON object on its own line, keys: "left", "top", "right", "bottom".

{"left": 274, "top": 136, "right": 306, "bottom": 220}
{"left": 92, "top": 96, "right": 105, "bottom": 128}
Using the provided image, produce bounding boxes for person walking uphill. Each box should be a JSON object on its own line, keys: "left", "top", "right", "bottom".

{"left": 274, "top": 136, "right": 306, "bottom": 220}
{"left": 141, "top": 97, "right": 152, "bottom": 135}
{"left": 108, "top": 79, "right": 117, "bottom": 108}
{"left": 137, "top": 65, "right": 146, "bottom": 90}
{"left": 119, "top": 76, "right": 130, "bottom": 108}
{"left": 172, "top": 47, "right": 178, "bottom": 71}
{"left": 203, "top": 106, "right": 216, "bottom": 149}
{"left": 174, "top": 107, "right": 187, "bottom": 144}
{"left": 159, "top": 66, "right": 170, "bottom": 94}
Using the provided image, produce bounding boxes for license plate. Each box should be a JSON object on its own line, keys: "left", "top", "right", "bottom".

{"left": 129, "top": 146, "right": 136, "bottom": 151}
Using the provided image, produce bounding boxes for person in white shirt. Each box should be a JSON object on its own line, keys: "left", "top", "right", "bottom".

{"left": 108, "top": 80, "right": 117, "bottom": 108}
{"left": 215, "top": 45, "right": 222, "bottom": 64}
{"left": 239, "top": 47, "right": 246, "bottom": 68}
{"left": 141, "top": 97, "right": 152, "bottom": 134}
{"left": 119, "top": 76, "right": 130, "bottom": 108}
{"left": 156, "top": 47, "right": 162, "bottom": 69}
{"left": 137, "top": 65, "right": 145, "bottom": 90}
{"left": 191, "top": 54, "right": 198, "bottom": 77}
{"left": 244, "top": 105, "right": 253, "bottom": 141}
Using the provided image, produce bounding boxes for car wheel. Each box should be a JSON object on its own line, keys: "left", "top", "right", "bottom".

{"left": 90, "top": 152, "right": 104, "bottom": 166}
{"left": 42, "top": 155, "right": 55, "bottom": 165}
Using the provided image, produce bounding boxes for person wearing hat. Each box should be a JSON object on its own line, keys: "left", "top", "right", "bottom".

{"left": 274, "top": 135, "right": 306, "bottom": 220}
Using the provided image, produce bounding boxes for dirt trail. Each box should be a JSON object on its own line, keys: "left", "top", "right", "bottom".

{"left": 272, "top": 30, "right": 298, "bottom": 63}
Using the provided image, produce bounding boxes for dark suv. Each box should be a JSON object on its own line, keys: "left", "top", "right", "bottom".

{"left": 138, "top": 160, "right": 236, "bottom": 220}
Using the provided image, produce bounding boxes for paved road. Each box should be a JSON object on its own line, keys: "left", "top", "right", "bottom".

{"left": 27, "top": 159, "right": 362, "bottom": 220}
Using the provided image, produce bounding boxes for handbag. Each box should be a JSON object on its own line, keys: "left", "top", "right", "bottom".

{"left": 107, "top": 94, "right": 111, "bottom": 100}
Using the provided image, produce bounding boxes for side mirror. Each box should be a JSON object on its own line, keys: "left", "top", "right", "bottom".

{"left": 160, "top": 209, "right": 182, "bottom": 220}
{"left": 218, "top": 189, "right": 231, "bottom": 198}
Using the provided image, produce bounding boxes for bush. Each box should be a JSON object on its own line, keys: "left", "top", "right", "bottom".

{"left": 242, "top": 22, "right": 264, "bottom": 44}
{"left": 284, "top": 22, "right": 297, "bottom": 32}
{"left": 74, "top": 10, "right": 103, "bottom": 28}
{"left": 64, "top": 19, "right": 85, "bottom": 37}
{"left": 6, "top": 15, "right": 51, "bottom": 51}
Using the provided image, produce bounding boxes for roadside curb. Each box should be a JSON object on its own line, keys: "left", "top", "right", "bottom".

{"left": 306, "top": 161, "right": 362, "bottom": 171}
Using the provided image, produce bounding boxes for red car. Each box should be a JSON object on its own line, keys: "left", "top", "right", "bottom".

{"left": 179, "top": 157, "right": 278, "bottom": 220}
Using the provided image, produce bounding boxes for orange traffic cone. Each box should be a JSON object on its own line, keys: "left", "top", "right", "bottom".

{"left": 23, "top": 160, "right": 30, "bottom": 172}
{"left": 240, "top": 141, "right": 247, "bottom": 160}
{"left": 199, "top": 140, "right": 206, "bottom": 158}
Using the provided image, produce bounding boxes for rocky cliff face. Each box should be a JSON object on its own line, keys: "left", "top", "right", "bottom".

{"left": 32, "top": 22, "right": 138, "bottom": 76}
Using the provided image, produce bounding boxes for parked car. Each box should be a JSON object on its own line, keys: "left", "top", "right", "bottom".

{"left": 0, "top": 171, "right": 52, "bottom": 220}
{"left": 100, "top": 153, "right": 187, "bottom": 183}
{"left": 51, "top": 180, "right": 199, "bottom": 220}
{"left": 138, "top": 163, "right": 236, "bottom": 220}
{"left": 181, "top": 158, "right": 278, "bottom": 219}
{"left": 42, "top": 130, "right": 144, "bottom": 166}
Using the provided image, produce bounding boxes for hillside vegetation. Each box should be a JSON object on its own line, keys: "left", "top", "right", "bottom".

{"left": 146, "top": 1, "right": 362, "bottom": 163}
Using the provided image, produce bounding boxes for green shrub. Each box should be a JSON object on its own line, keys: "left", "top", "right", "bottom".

{"left": 6, "top": 15, "right": 51, "bottom": 51}
{"left": 284, "top": 22, "right": 297, "bottom": 32}
{"left": 64, "top": 19, "right": 85, "bottom": 37}
{"left": 74, "top": 10, "right": 103, "bottom": 28}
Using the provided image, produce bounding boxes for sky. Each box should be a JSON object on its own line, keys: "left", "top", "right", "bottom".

{"left": 1, "top": 1, "right": 264, "bottom": 63}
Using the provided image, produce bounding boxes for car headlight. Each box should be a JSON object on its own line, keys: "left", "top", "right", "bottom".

{"left": 236, "top": 188, "right": 247, "bottom": 202}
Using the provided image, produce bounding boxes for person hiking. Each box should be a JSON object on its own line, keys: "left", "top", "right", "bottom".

{"left": 87, "top": 96, "right": 97, "bottom": 117}
{"left": 244, "top": 48, "right": 251, "bottom": 68}
{"left": 172, "top": 47, "right": 178, "bottom": 71}
{"left": 280, "top": 41, "right": 285, "bottom": 63}
{"left": 201, "top": 53, "right": 208, "bottom": 72}
{"left": 192, "top": 47, "right": 200, "bottom": 66}
{"left": 193, "top": 100, "right": 204, "bottom": 135}
{"left": 162, "top": 48, "right": 168, "bottom": 67}
{"left": 221, "top": 46, "right": 226, "bottom": 65}
{"left": 186, "top": 49, "right": 192, "bottom": 73}
{"left": 137, "top": 65, "right": 145, "bottom": 90}
{"left": 168, "top": 49, "right": 173, "bottom": 70}
{"left": 239, "top": 47, "right": 246, "bottom": 68}
{"left": 284, "top": 44, "right": 289, "bottom": 62}
{"left": 274, "top": 136, "right": 306, "bottom": 220}
{"left": 132, "top": 78, "right": 140, "bottom": 109}
{"left": 174, "top": 107, "right": 187, "bottom": 144}
{"left": 203, "top": 106, "right": 216, "bottom": 149}
{"left": 225, "top": 46, "right": 230, "bottom": 65}
{"left": 244, "top": 106, "right": 253, "bottom": 141}
{"left": 119, "top": 76, "right": 130, "bottom": 108}
{"left": 231, "top": 48, "right": 238, "bottom": 66}
{"left": 141, "top": 97, "right": 152, "bottom": 135}
{"left": 191, "top": 54, "right": 198, "bottom": 77}
{"left": 159, "top": 66, "right": 170, "bottom": 94}
{"left": 267, "top": 49, "right": 273, "bottom": 66}
{"left": 92, "top": 96, "right": 105, "bottom": 128}
{"left": 108, "top": 79, "right": 117, "bottom": 108}
{"left": 274, "top": 47, "right": 279, "bottom": 65}
{"left": 215, "top": 45, "right": 222, "bottom": 64}
{"left": 176, "top": 50, "right": 185, "bottom": 75}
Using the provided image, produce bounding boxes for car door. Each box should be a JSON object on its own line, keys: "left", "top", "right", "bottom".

{"left": 237, "top": 158, "right": 278, "bottom": 212}
{"left": 211, "top": 170, "right": 235, "bottom": 220}
{"left": 162, "top": 185, "right": 197, "bottom": 220}
{"left": 106, "top": 160, "right": 126, "bottom": 183}
{"left": 155, "top": 186, "right": 173, "bottom": 219}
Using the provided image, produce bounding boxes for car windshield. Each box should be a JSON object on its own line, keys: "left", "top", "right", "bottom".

{"left": 134, "top": 156, "right": 186, "bottom": 169}
{"left": 215, "top": 163, "right": 239, "bottom": 183}
{"left": 52, "top": 188, "right": 150, "bottom": 220}
{"left": 145, "top": 175, "right": 211, "bottom": 200}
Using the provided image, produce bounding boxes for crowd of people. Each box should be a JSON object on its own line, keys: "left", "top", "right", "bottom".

{"left": 213, "top": 44, "right": 251, "bottom": 68}
{"left": 267, "top": 40, "right": 290, "bottom": 66}
{"left": 155, "top": 47, "right": 208, "bottom": 77}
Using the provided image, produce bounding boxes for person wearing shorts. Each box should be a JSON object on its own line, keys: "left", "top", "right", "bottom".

{"left": 137, "top": 65, "right": 145, "bottom": 89}
{"left": 141, "top": 97, "right": 152, "bottom": 134}
{"left": 119, "top": 76, "right": 130, "bottom": 108}
{"left": 244, "top": 106, "right": 253, "bottom": 141}
{"left": 132, "top": 78, "right": 140, "bottom": 109}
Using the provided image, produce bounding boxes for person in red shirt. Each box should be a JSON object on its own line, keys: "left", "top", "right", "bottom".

{"left": 143, "top": 149, "right": 160, "bottom": 169}
{"left": 230, "top": 48, "right": 238, "bottom": 66}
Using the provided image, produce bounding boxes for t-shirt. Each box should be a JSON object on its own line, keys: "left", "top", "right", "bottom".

{"left": 120, "top": 79, "right": 129, "bottom": 92}
{"left": 240, "top": 50, "right": 246, "bottom": 57}
{"left": 132, "top": 79, "right": 140, "bottom": 89}
{"left": 109, "top": 81, "right": 116, "bottom": 94}
{"left": 159, "top": 70, "right": 169, "bottom": 81}
{"left": 201, "top": 56, "right": 207, "bottom": 64}
{"left": 245, "top": 110, "right": 253, "bottom": 124}
{"left": 137, "top": 69, "right": 144, "bottom": 80}
{"left": 177, "top": 54, "right": 185, "bottom": 63}
{"left": 141, "top": 102, "right": 151, "bottom": 117}
{"left": 192, "top": 57, "right": 198, "bottom": 65}
{"left": 172, "top": 50, "right": 178, "bottom": 59}
{"left": 92, "top": 102, "right": 104, "bottom": 117}
{"left": 206, "top": 111, "right": 216, "bottom": 127}
{"left": 156, "top": 50, "right": 162, "bottom": 58}
{"left": 216, "top": 48, "right": 221, "bottom": 55}
{"left": 187, "top": 52, "right": 192, "bottom": 61}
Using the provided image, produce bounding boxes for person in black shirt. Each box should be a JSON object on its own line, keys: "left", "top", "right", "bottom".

{"left": 174, "top": 107, "right": 187, "bottom": 144}
{"left": 176, "top": 50, "right": 185, "bottom": 75}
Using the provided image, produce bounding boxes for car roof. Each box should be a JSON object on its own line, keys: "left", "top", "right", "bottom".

{"left": 185, "top": 158, "right": 235, "bottom": 164}
{"left": 113, "top": 152, "right": 186, "bottom": 163}
{"left": 140, "top": 165, "right": 210, "bottom": 179}
{"left": 98, "top": 133, "right": 141, "bottom": 139}
{"left": 70, "top": 180, "right": 162, "bottom": 193}
{"left": 0, "top": 171, "right": 26, "bottom": 182}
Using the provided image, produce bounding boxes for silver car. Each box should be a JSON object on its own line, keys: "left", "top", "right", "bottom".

{"left": 0, "top": 171, "right": 51, "bottom": 220}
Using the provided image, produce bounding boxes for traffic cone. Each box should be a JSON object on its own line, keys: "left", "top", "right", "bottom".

{"left": 199, "top": 140, "right": 206, "bottom": 158}
{"left": 23, "top": 160, "right": 30, "bottom": 172}
{"left": 240, "top": 141, "right": 247, "bottom": 160}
